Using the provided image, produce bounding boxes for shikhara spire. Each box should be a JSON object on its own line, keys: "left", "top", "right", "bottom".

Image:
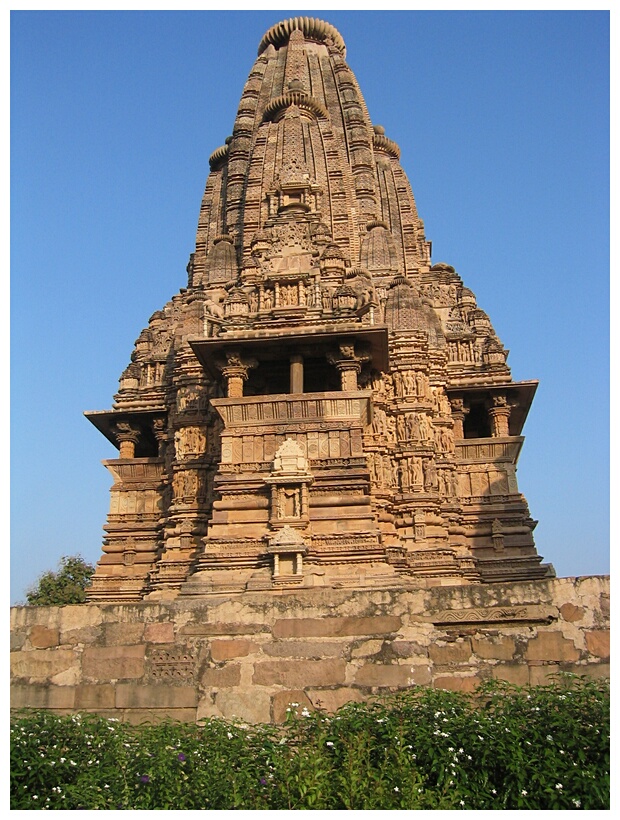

{"left": 85, "top": 18, "right": 552, "bottom": 601}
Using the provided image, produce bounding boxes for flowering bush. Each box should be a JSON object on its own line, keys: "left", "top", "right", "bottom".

{"left": 11, "top": 675, "right": 608, "bottom": 810}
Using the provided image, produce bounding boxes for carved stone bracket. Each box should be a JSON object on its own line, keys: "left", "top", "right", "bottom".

{"left": 113, "top": 421, "right": 141, "bottom": 458}
{"left": 487, "top": 393, "right": 511, "bottom": 437}
{"left": 218, "top": 351, "right": 258, "bottom": 397}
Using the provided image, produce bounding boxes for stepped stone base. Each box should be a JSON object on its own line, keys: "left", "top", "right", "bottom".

{"left": 11, "top": 575, "right": 609, "bottom": 725}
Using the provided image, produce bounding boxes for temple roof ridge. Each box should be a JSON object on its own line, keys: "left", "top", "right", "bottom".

{"left": 258, "top": 17, "right": 346, "bottom": 56}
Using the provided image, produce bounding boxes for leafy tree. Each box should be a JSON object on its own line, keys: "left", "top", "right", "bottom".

{"left": 26, "top": 555, "right": 95, "bottom": 606}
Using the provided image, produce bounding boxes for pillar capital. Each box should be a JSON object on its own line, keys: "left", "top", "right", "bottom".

{"left": 113, "top": 421, "right": 141, "bottom": 458}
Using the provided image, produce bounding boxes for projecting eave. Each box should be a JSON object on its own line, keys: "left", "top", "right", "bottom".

{"left": 189, "top": 325, "right": 390, "bottom": 379}
{"left": 84, "top": 408, "right": 166, "bottom": 450}
{"left": 445, "top": 380, "right": 538, "bottom": 437}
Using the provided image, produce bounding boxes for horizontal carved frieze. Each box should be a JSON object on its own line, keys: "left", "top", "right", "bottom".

{"left": 423, "top": 604, "right": 557, "bottom": 625}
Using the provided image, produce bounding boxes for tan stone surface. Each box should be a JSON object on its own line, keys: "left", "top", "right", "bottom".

{"left": 559, "top": 603, "right": 585, "bottom": 623}
{"left": 144, "top": 623, "right": 175, "bottom": 643}
{"left": 253, "top": 659, "right": 346, "bottom": 687}
{"left": 434, "top": 676, "right": 481, "bottom": 693}
{"left": 585, "top": 629, "right": 610, "bottom": 658}
{"left": 82, "top": 645, "right": 145, "bottom": 679}
{"left": 104, "top": 623, "right": 145, "bottom": 646}
{"left": 264, "top": 640, "right": 345, "bottom": 658}
{"left": 201, "top": 664, "right": 242, "bottom": 687}
{"left": 9, "top": 577, "right": 610, "bottom": 722}
{"left": 306, "top": 688, "right": 364, "bottom": 713}
{"left": 29, "top": 625, "right": 59, "bottom": 648}
{"left": 490, "top": 664, "right": 529, "bottom": 686}
{"left": 355, "top": 663, "right": 419, "bottom": 688}
{"left": 115, "top": 684, "right": 197, "bottom": 709}
{"left": 524, "top": 632, "right": 580, "bottom": 662}
{"left": 215, "top": 689, "right": 271, "bottom": 724}
{"left": 273, "top": 616, "right": 402, "bottom": 639}
{"left": 210, "top": 639, "right": 255, "bottom": 662}
{"left": 429, "top": 640, "right": 473, "bottom": 665}
{"left": 272, "top": 689, "right": 314, "bottom": 723}
{"left": 528, "top": 664, "right": 561, "bottom": 686}
{"left": 11, "top": 684, "right": 76, "bottom": 709}
{"left": 11, "top": 649, "right": 77, "bottom": 680}
{"left": 75, "top": 684, "right": 116, "bottom": 709}
{"left": 472, "top": 636, "right": 516, "bottom": 660}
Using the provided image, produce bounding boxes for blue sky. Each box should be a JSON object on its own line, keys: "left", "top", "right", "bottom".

{"left": 10, "top": 10, "right": 609, "bottom": 603}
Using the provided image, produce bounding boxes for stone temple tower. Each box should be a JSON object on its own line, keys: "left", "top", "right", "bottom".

{"left": 85, "top": 17, "right": 553, "bottom": 602}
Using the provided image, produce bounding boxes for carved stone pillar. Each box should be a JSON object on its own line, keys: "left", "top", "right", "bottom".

{"left": 488, "top": 394, "right": 511, "bottom": 437}
{"left": 220, "top": 351, "right": 257, "bottom": 398}
{"left": 290, "top": 354, "right": 304, "bottom": 394}
{"left": 328, "top": 341, "right": 369, "bottom": 391}
{"left": 449, "top": 396, "right": 469, "bottom": 440}
{"left": 152, "top": 416, "right": 167, "bottom": 458}
{"left": 114, "top": 421, "right": 141, "bottom": 458}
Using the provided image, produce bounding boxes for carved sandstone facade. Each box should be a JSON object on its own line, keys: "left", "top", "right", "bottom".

{"left": 85, "top": 17, "right": 552, "bottom": 602}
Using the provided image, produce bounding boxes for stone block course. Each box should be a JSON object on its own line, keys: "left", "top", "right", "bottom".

{"left": 144, "top": 623, "right": 175, "bottom": 643}
{"left": 210, "top": 639, "right": 255, "bottom": 661}
{"left": 264, "top": 640, "right": 346, "bottom": 658}
{"left": 9, "top": 577, "right": 610, "bottom": 723}
{"left": 429, "top": 640, "right": 473, "bottom": 665}
{"left": 11, "top": 649, "right": 77, "bottom": 680}
{"left": 272, "top": 616, "right": 402, "bottom": 639}
{"left": 253, "top": 659, "right": 346, "bottom": 687}
{"left": 115, "top": 684, "right": 198, "bottom": 709}
{"left": 524, "top": 632, "right": 580, "bottom": 662}
{"left": 585, "top": 629, "right": 610, "bottom": 658}
{"left": 82, "top": 645, "right": 145, "bottom": 680}
{"left": 201, "top": 664, "right": 242, "bottom": 687}
{"left": 29, "top": 625, "right": 59, "bottom": 648}
{"left": 354, "top": 663, "right": 424, "bottom": 688}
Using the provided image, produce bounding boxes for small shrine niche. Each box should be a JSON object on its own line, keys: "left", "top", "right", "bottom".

{"left": 266, "top": 525, "right": 308, "bottom": 583}
{"left": 266, "top": 439, "right": 313, "bottom": 527}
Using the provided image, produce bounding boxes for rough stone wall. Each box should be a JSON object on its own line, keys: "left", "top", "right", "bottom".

{"left": 11, "top": 576, "right": 609, "bottom": 725}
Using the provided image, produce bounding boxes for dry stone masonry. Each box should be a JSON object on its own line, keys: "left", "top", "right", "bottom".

{"left": 84, "top": 17, "right": 553, "bottom": 601}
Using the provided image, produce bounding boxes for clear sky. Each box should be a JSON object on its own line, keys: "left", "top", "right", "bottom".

{"left": 10, "top": 9, "right": 609, "bottom": 603}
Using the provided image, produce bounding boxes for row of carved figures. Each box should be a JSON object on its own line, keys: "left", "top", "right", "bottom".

{"left": 368, "top": 451, "right": 458, "bottom": 495}
{"left": 370, "top": 407, "right": 454, "bottom": 451}
{"left": 204, "top": 282, "right": 376, "bottom": 319}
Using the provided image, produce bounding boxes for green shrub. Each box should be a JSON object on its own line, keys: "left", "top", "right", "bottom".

{"left": 10, "top": 675, "right": 609, "bottom": 810}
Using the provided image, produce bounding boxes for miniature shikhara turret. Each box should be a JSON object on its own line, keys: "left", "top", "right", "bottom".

{"left": 85, "top": 17, "right": 553, "bottom": 601}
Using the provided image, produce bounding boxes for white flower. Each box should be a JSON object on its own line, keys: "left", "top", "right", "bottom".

{"left": 394, "top": 786, "right": 399, "bottom": 792}
{"left": 448, "top": 747, "right": 454, "bottom": 752}
{"left": 491, "top": 789, "right": 497, "bottom": 795}
{"left": 521, "top": 790, "right": 528, "bottom": 796}
{"left": 459, "top": 800, "right": 465, "bottom": 806}
{"left": 326, "top": 741, "right": 334, "bottom": 747}
{"left": 555, "top": 783, "right": 563, "bottom": 791}
{"left": 546, "top": 735, "right": 553, "bottom": 742}
{"left": 458, "top": 748, "right": 464, "bottom": 753}
{"left": 227, "top": 732, "right": 233, "bottom": 739}
{"left": 573, "top": 799, "right": 581, "bottom": 807}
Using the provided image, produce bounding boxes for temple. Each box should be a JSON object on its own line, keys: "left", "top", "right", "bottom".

{"left": 85, "top": 17, "right": 553, "bottom": 602}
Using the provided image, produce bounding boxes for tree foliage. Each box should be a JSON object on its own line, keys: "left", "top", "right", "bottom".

{"left": 26, "top": 555, "right": 95, "bottom": 606}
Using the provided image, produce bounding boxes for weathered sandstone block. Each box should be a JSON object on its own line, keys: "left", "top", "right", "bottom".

{"left": 82, "top": 645, "right": 145, "bottom": 680}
